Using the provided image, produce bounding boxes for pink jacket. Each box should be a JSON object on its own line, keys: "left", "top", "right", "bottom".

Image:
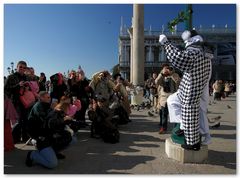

{"left": 4, "top": 96, "right": 18, "bottom": 126}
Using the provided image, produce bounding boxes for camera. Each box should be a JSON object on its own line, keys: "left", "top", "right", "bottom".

{"left": 168, "top": 66, "right": 173, "bottom": 71}
{"left": 163, "top": 78, "right": 171, "bottom": 93}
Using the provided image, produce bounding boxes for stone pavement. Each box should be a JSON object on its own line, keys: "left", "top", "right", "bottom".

{"left": 4, "top": 94, "right": 236, "bottom": 174}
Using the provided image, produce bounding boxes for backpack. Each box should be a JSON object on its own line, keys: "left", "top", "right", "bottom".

{"left": 88, "top": 107, "right": 120, "bottom": 143}
{"left": 102, "top": 127, "right": 120, "bottom": 144}
{"left": 114, "top": 106, "right": 129, "bottom": 125}
{"left": 47, "top": 110, "right": 72, "bottom": 151}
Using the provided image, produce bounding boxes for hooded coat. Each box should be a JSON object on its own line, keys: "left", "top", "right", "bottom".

{"left": 162, "top": 35, "right": 211, "bottom": 145}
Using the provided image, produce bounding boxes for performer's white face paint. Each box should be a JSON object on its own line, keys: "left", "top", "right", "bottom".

{"left": 185, "top": 35, "right": 203, "bottom": 48}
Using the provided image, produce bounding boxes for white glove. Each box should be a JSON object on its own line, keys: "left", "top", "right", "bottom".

{"left": 181, "top": 30, "right": 191, "bottom": 41}
{"left": 159, "top": 34, "right": 168, "bottom": 45}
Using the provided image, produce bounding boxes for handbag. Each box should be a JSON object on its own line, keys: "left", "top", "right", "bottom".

{"left": 19, "top": 88, "right": 36, "bottom": 108}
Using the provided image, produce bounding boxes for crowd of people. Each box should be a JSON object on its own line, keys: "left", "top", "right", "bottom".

{"left": 211, "top": 80, "right": 236, "bottom": 100}
{"left": 4, "top": 29, "right": 236, "bottom": 168}
{"left": 145, "top": 72, "right": 236, "bottom": 132}
{"left": 4, "top": 61, "right": 133, "bottom": 168}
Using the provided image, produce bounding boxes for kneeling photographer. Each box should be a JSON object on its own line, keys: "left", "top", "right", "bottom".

{"left": 155, "top": 64, "right": 180, "bottom": 134}
{"left": 88, "top": 95, "right": 119, "bottom": 144}
{"left": 26, "top": 91, "right": 70, "bottom": 169}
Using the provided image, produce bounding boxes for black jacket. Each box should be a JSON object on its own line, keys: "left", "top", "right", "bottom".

{"left": 27, "top": 101, "right": 52, "bottom": 139}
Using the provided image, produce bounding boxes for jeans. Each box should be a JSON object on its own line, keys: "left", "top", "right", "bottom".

{"left": 31, "top": 147, "right": 58, "bottom": 169}
{"left": 159, "top": 104, "right": 168, "bottom": 130}
{"left": 70, "top": 135, "right": 77, "bottom": 145}
{"left": 30, "top": 132, "right": 76, "bottom": 169}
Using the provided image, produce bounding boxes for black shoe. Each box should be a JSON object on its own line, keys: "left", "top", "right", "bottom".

{"left": 56, "top": 153, "right": 66, "bottom": 159}
{"left": 181, "top": 142, "right": 201, "bottom": 151}
{"left": 175, "top": 129, "right": 184, "bottom": 136}
{"left": 25, "top": 151, "right": 33, "bottom": 167}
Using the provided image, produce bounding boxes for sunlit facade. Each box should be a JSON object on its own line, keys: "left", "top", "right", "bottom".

{"left": 118, "top": 27, "right": 236, "bottom": 82}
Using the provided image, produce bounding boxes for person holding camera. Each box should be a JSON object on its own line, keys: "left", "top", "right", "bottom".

{"left": 145, "top": 72, "right": 158, "bottom": 115}
{"left": 26, "top": 91, "right": 58, "bottom": 168}
{"left": 155, "top": 64, "right": 180, "bottom": 134}
{"left": 88, "top": 95, "right": 119, "bottom": 143}
{"left": 4, "top": 60, "right": 31, "bottom": 143}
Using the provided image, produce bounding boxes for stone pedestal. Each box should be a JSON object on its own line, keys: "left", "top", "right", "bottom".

{"left": 165, "top": 138, "right": 208, "bottom": 163}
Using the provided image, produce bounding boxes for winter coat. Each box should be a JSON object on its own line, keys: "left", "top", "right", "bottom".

{"left": 162, "top": 36, "right": 212, "bottom": 145}
{"left": 90, "top": 78, "right": 115, "bottom": 101}
{"left": 163, "top": 41, "right": 211, "bottom": 105}
{"left": 27, "top": 101, "right": 52, "bottom": 139}
{"left": 4, "top": 72, "right": 28, "bottom": 106}
{"left": 155, "top": 72, "right": 180, "bottom": 107}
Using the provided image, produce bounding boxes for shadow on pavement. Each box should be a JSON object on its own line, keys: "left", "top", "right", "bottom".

{"left": 211, "top": 133, "right": 236, "bottom": 140}
{"left": 4, "top": 115, "right": 162, "bottom": 174}
{"left": 208, "top": 112, "right": 224, "bottom": 115}
{"left": 210, "top": 124, "right": 236, "bottom": 131}
{"left": 130, "top": 114, "right": 148, "bottom": 117}
{"left": 207, "top": 150, "right": 236, "bottom": 170}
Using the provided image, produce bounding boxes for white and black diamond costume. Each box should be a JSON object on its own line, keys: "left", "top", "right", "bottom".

{"left": 159, "top": 31, "right": 211, "bottom": 146}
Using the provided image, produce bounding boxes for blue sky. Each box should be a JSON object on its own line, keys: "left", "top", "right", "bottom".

{"left": 4, "top": 4, "right": 236, "bottom": 79}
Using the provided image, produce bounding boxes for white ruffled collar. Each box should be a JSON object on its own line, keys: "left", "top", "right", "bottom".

{"left": 185, "top": 35, "right": 203, "bottom": 48}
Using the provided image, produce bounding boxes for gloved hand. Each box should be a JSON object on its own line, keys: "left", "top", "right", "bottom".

{"left": 181, "top": 30, "right": 191, "bottom": 42}
{"left": 159, "top": 34, "right": 168, "bottom": 45}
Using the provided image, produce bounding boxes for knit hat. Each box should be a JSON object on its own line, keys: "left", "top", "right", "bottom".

{"left": 190, "top": 30, "right": 198, "bottom": 38}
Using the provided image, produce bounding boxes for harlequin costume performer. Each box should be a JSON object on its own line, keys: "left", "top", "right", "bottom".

{"left": 159, "top": 30, "right": 211, "bottom": 150}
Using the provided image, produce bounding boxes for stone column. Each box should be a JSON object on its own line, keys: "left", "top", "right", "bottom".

{"left": 127, "top": 27, "right": 133, "bottom": 82}
{"left": 132, "top": 4, "right": 144, "bottom": 86}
